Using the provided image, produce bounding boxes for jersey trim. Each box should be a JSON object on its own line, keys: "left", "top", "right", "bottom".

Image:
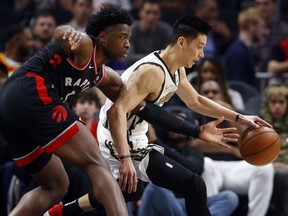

{"left": 43, "top": 122, "right": 79, "bottom": 153}
{"left": 132, "top": 62, "right": 166, "bottom": 104}
{"left": 66, "top": 56, "right": 91, "bottom": 70}
{"left": 13, "top": 122, "right": 79, "bottom": 167}
{"left": 26, "top": 72, "right": 53, "bottom": 105}
{"left": 154, "top": 51, "right": 176, "bottom": 85}
{"left": 95, "top": 65, "right": 106, "bottom": 86}
{"left": 14, "top": 147, "right": 44, "bottom": 167}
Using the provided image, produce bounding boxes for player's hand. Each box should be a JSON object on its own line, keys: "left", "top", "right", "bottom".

{"left": 63, "top": 28, "right": 83, "bottom": 50}
{"left": 237, "top": 114, "right": 272, "bottom": 129}
{"left": 199, "top": 116, "right": 239, "bottom": 148}
{"left": 118, "top": 157, "right": 137, "bottom": 193}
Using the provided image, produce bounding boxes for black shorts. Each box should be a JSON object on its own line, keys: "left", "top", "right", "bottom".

{"left": 0, "top": 73, "right": 79, "bottom": 173}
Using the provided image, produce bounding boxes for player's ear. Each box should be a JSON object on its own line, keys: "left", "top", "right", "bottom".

{"left": 97, "top": 31, "right": 106, "bottom": 45}
{"left": 177, "top": 36, "right": 185, "bottom": 47}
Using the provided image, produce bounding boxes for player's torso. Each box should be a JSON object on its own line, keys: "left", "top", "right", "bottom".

{"left": 11, "top": 41, "right": 104, "bottom": 102}
{"left": 99, "top": 51, "right": 180, "bottom": 145}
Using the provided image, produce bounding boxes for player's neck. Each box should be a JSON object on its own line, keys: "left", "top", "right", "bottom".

{"left": 159, "top": 47, "right": 180, "bottom": 74}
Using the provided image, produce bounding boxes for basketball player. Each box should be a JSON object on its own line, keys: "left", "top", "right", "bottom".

{"left": 0, "top": 5, "right": 132, "bottom": 216}
{"left": 0, "top": 5, "right": 244, "bottom": 216}
{"left": 46, "top": 14, "right": 272, "bottom": 216}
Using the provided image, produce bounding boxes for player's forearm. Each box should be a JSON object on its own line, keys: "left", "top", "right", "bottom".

{"left": 107, "top": 106, "right": 130, "bottom": 158}
{"left": 137, "top": 103, "right": 201, "bottom": 138}
{"left": 191, "top": 95, "right": 238, "bottom": 122}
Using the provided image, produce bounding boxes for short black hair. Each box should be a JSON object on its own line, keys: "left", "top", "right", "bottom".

{"left": 85, "top": 5, "right": 133, "bottom": 37}
{"left": 138, "top": 0, "right": 161, "bottom": 10}
{"left": 168, "top": 14, "right": 212, "bottom": 45}
{"left": 68, "top": 88, "right": 101, "bottom": 109}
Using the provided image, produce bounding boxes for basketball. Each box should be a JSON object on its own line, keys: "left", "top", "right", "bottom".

{"left": 239, "top": 126, "right": 281, "bottom": 166}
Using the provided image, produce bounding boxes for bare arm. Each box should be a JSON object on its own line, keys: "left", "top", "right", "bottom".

{"left": 267, "top": 60, "right": 288, "bottom": 74}
{"left": 97, "top": 67, "right": 124, "bottom": 103}
{"left": 176, "top": 68, "right": 271, "bottom": 128}
{"left": 108, "top": 64, "right": 163, "bottom": 155}
{"left": 107, "top": 64, "right": 164, "bottom": 193}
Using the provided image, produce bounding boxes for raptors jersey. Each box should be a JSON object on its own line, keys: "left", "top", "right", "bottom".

{"left": 98, "top": 51, "right": 179, "bottom": 179}
{"left": 9, "top": 40, "right": 105, "bottom": 102}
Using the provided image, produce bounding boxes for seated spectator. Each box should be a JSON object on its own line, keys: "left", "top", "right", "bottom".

{"left": 252, "top": 0, "right": 288, "bottom": 72}
{"left": 0, "top": 24, "right": 34, "bottom": 85}
{"left": 190, "top": 80, "right": 274, "bottom": 216}
{"left": 224, "top": 7, "right": 266, "bottom": 89}
{"left": 192, "top": 57, "right": 245, "bottom": 111}
{"left": 67, "top": 0, "right": 93, "bottom": 32}
{"left": 30, "top": 9, "right": 57, "bottom": 51}
{"left": 260, "top": 84, "right": 288, "bottom": 215}
{"left": 138, "top": 183, "right": 239, "bottom": 216}
{"left": 194, "top": 0, "right": 233, "bottom": 58}
{"left": 137, "top": 120, "right": 239, "bottom": 216}
{"left": 124, "top": 0, "right": 172, "bottom": 67}
{"left": 68, "top": 88, "right": 101, "bottom": 142}
{"left": 267, "top": 38, "right": 288, "bottom": 85}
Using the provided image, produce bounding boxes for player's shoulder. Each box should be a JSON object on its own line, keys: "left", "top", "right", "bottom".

{"left": 136, "top": 63, "right": 164, "bottom": 78}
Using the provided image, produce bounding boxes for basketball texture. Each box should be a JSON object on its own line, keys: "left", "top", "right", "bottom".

{"left": 239, "top": 126, "right": 281, "bottom": 166}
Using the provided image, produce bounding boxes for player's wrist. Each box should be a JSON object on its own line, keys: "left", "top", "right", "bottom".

{"left": 119, "top": 154, "right": 131, "bottom": 160}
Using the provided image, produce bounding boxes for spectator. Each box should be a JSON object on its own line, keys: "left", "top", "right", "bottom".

{"left": 191, "top": 79, "right": 274, "bottom": 216}
{"left": 30, "top": 9, "right": 57, "bottom": 51}
{"left": 67, "top": 0, "right": 93, "bottom": 32}
{"left": 0, "top": 24, "right": 34, "bottom": 86}
{"left": 224, "top": 7, "right": 266, "bottom": 89}
{"left": 137, "top": 118, "right": 239, "bottom": 216}
{"left": 260, "top": 84, "right": 288, "bottom": 216}
{"left": 195, "top": 0, "right": 233, "bottom": 58}
{"left": 92, "top": 0, "right": 132, "bottom": 12}
{"left": 124, "top": 0, "right": 172, "bottom": 67}
{"left": 160, "top": 0, "right": 191, "bottom": 25}
{"left": 68, "top": 88, "right": 101, "bottom": 142}
{"left": 252, "top": 0, "right": 288, "bottom": 72}
{"left": 266, "top": 38, "right": 288, "bottom": 85}
{"left": 194, "top": 57, "right": 245, "bottom": 111}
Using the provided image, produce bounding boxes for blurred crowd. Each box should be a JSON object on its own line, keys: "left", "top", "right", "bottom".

{"left": 0, "top": 0, "right": 288, "bottom": 216}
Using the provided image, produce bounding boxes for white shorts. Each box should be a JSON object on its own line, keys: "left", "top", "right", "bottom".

{"left": 97, "top": 122, "right": 164, "bottom": 181}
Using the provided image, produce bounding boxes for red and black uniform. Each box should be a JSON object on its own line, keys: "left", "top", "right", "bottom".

{"left": 0, "top": 40, "right": 105, "bottom": 173}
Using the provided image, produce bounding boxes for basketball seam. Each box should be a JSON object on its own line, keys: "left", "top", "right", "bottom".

{"left": 239, "top": 131, "right": 277, "bottom": 152}
{"left": 241, "top": 136, "right": 280, "bottom": 157}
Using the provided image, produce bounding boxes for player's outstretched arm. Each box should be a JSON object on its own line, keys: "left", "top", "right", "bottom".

{"left": 137, "top": 104, "right": 238, "bottom": 148}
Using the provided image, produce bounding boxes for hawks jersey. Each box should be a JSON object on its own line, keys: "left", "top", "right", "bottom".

{"left": 9, "top": 41, "right": 105, "bottom": 102}
{"left": 98, "top": 51, "right": 180, "bottom": 162}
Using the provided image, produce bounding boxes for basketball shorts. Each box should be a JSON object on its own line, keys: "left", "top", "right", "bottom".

{"left": 0, "top": 73, "right": 79, "bottom": 173}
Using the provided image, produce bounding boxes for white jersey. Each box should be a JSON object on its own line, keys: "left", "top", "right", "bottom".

{"left": 98, "top": 51, "right": 180, "bottom": 180}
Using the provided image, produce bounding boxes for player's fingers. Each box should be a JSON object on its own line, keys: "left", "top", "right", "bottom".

{"left": 63, "top": 29, "right": 72, "bottom": 40}
{"left": 223, "top": 133, "right": 239, "bottom": 138}
{"left": 218, "top": 127, "right": 237, "bottom": 133}
{"left": 217, "top": 142, "right": 231, "bottom": 148}
{"left": 132, "top": 175, "right": 138, "bottom": 193}
{"left": 256, "top": 118, "right": 272, "bottom": 128}
{"left": 128, "top": 174, "right": 136, "bottom": 193}
{"left": 214, "top": 116, "right": 225, "bottom": 125}
{"left": 69, "top": 31, "right": 77, "bottom": 41}
{"left": 222, "top": 137, "right": 238, "bottom": 143}
{"left": 121, "top": 175, "right": 128, "bottom": 191}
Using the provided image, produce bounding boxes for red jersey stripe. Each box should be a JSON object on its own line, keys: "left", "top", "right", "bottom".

{"left": 43, "top": 122, "right": 79, "bottom": 153}
{"left": 14, "top": 147, "right": 44, "bottom": 167}
{"left": 26, "top": 72, "right": 53, "bottom": 105}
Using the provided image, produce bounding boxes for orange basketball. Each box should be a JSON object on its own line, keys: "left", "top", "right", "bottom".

{"left": 239, "top": 126, "right": 281, "bottom": 166}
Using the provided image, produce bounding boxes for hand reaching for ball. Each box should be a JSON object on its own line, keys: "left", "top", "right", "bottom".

{"left": 236, "top": 114, "right": 272, "bottom": 129}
